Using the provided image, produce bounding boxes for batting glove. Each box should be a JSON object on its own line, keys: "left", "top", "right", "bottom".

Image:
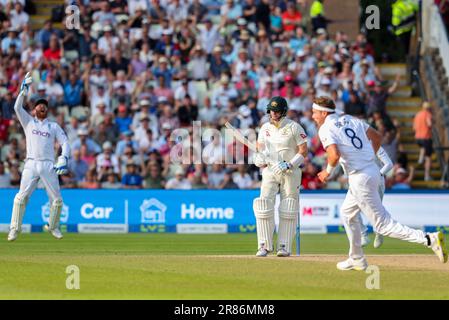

{"left": 253, "top": 152, "right": 267, "bottom": 167}
{"left": 54, "top": 156, "right": 69, "bottom": 175}
{"left": 20, "top": 72, "right": 33, "bottom": 95}
{"left": 273, "top": 160, "right": 291, "bottom": 175}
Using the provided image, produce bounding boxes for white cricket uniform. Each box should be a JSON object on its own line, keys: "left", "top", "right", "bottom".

{"left": 14, "top": 93, "right": 70, "bottom": 202}
{"left": 319, "top": 113, "right": 427, "bottom": 260}
{"left": 358, "top": 146, "right": 393, "bottom": 235}
{"left": 258, "top": 118, "right": 307, "bottom": 200}
{"left": 254, "top": 118, "right": 307, "bottom": 253}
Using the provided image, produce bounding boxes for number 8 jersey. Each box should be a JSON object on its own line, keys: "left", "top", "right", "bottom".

{"left": 318, "top": 113, "right": 376, "bottom": 174}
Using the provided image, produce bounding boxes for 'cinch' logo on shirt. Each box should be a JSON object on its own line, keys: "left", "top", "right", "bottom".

{"left": 32, "top": 129, "right": 50, "bottom": 138}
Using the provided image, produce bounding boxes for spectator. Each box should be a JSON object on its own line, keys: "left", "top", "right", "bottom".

{"left": 281, "top": 2, "right": 302, "bottom": 33}
{"left": 69, "top": 149, "right": 89, "bottom": 183}
{"left": 143, "top": 163, "right": 165, "bottom": 189}
{"left": 233, "top": 165, "right": 254, "bottom": 189}
{"left": 390, "top": 166, "right": 414, "bottom": 190}
{"left": 72, "top": 128, "right": 102, "bottom": 156}
{"left": 0, "top": 161, "right": 11, "bottom": 188}
{"left": 121, "top": 160, "right": 143, "bottom": 189}
{"left": 97, "top": 141, "right": 120, "bottom": 174}
{"left": 79, "top": 169, "right": 101, "bottom": 189}
{"left": 413, "top": 102, "right": 433, "bottom": 181}
{"left": 165, "top": 167, "right": 192, "bottom": 189}
{"left": 101, "top": 173, "right": 122, "bottom": 189}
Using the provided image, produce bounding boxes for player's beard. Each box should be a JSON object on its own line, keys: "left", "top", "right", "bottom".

{"left": 36, "top": 107, "right": 48, "bottom": 120}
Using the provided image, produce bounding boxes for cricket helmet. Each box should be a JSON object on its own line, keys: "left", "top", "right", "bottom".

{"left": 266, "top": 96, "right": 288, "bottom": 117}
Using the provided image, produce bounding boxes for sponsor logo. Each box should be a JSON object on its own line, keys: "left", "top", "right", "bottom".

{"left": 32, "top": 129, "right": 50, "bottom": 138}
{"left": 140, "top": 224, "right": 165, "bottom": 233}
{"left": 41, "top": 202, "right": 69, "bottom": 223}
{"left": 140, "top": 198, "right": 166, "bottom": 224}
{"left": 81, "top": 203, "right": 113, "bottom": 219}
{"left": 302, "top": 206, "right": 330, "bottom": 217}
{"left": 239, "top": 224, "right": 256, "bottom": 232}
{"left": 181, "top": 204, "right": 234, "bottom": 220}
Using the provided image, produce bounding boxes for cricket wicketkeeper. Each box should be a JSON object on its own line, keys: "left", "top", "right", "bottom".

{"left": 253, "top": 96, "right": 308, "bottom": 257}
{"left": 7, "top": 73, "right": 70, "bottom": 241}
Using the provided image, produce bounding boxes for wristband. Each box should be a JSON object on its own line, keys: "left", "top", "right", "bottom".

{"left": 289, "top": 154, "right": 305, "bottom": 168}
{"left": 326, "top": 163, "right": 335, "bottom": 174}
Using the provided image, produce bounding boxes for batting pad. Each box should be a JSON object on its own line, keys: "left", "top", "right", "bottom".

{"left": 10, "top": 195, "right": 28, "bottom": 232}
{"left": 49, "top": 199, "right": 63, "bottom": 230}
{"left": 278, "top": 198, "right": 299, "bottom": 253}
{"left": 253, "top": 197, "right": 275, "bottom": 251}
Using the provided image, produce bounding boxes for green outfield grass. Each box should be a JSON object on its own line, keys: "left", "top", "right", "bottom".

{"left": 0, "top": 233, "right": 448, "bottom": 299}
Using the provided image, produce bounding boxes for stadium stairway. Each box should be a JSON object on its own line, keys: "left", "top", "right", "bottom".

{"left": 379, "top": 63, "right": 442, "bottom": 188}
{"left": 30, "top": 0, "right": 64, "bottom": 31}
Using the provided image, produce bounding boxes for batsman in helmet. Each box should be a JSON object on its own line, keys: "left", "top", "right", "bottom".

{"left": 252, "top": 96, "right": 308, "bottom": 257}
{"left": 7, "top": 73, "right": 70, "bottom": 241}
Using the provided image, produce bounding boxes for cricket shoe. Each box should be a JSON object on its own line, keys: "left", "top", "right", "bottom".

{"left": 44, "top": 224, "right": 63, "bottom": 240}
{"left": 361, "top": 234, "right": 370, "bottom": 247}
{"left": 336, "top": 258, "right": 368, "bottom": 271}
{"left": 255, "top": 247, "right": 269, "bottom": 257}
{"left": 373, "top": 233, "right": 384, "bottom": 249}
{"left": 7, "top": 229, "right": 19, "bottom": 242}
{"left": 428, "top": 231, "right": 448, "bottom": 263}
{"left": 276, "top": 245, "right": 290, "bottom": 257}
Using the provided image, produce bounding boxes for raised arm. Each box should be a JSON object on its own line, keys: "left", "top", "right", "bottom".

{"left": 15, "top": 72, "right": 34, "bottom": 127}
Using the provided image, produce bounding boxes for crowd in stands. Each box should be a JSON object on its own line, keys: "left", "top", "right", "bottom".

{"left": 0, "top": 0, "right": 414, "bottom": 190}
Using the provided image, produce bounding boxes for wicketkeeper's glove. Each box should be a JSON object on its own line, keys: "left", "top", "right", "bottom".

{"left": 20, "top": 72, "right": 33, "bottom": 95}
{"left": 273, "top": 160, "right": 291, "bottom": 175}
{"left": 54, "top": 156, "right": 69, "bottom": 175}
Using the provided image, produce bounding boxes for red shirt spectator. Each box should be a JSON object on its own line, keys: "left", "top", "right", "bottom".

{"left": 0, "top": 117, "right": 11, "bottom": 142}
{"left": 281, "top": 3, "right": 302, "bottom": 32}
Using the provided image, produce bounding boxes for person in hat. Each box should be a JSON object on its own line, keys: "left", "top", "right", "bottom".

{"left": 209, "top": 46, "right": 230, "bottom": 80}
{"left": 96, "top": 141, "right": 120, "bottom": 174}
{"left": 252, "top": 96, "right": 308, "bottom": 257}
{"left": 121, "top": 159, "right": 143, "bottom": 189}
{"left": 187, "top": 44, "right": 208, "bottom": 80}
{"left": 166, "top": 166, "right": 192, "bottom": 190}
{"left": 7, "top": 73, "right": 71, "bottom": 241}
{"left": 211, "top": 74, "right": 239, "bottom": 108}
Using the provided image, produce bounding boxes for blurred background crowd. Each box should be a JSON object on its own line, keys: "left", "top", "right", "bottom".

{"left": 0, "top": 0, "right": 419, "bottom": 190}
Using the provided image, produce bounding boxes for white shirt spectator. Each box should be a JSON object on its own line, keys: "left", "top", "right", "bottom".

{"left": 199, "top": 24, "right": 220, "bottom": 54}
{"left": 174, "top": 83, "right": 198, "bottom": 102}
{"left": 212, "top": 85, "right": 238, "bottom": 108}
{"left": 167, "top": 1, "right": 188, "bottom": 23}
{"left": 233, "top": 172, "right": 253, "bottom": 189}
{"left": 10, "top": 9, "right": 29, "bottom": 30}
{"left": 96, "top": 152, "right": 120, "bottom": 174}
{"left": 98, "top": 35, "right": 120, "bottom": 55}
{"left": 128, "top": 0, "right": 148, "bottom": 15}
{"left": 0, "top": 171, "right": 11, "bottom": 188}
{"left": 165, "top": 177, "right": 192, "bottom": 190}
{"left": 187, "top": 56, "right": 209, "bottom": 80}
{"left": 21, "top": 47, "right": 43, "bottom": 70}
{"left": 44, "top": 81, "right": 64, "bottom": 100}
{"left": 90, "top": 91, "right": 111, "bottom": 115}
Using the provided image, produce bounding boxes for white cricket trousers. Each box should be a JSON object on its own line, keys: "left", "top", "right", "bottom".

{"left": 260, "top": 167, "right": 301, "bottom": 201}
{"left": 17, "top": 159, "right": 62, "bottom": 202}
{"left": 341, "top": 164, "right": 427, "bottom": 260}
